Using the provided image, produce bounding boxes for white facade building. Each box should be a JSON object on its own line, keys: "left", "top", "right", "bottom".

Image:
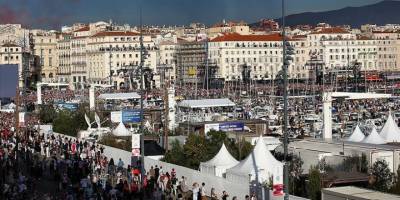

{"left": 0, "top": 43, "right": 26, "bottom": 87}
{"left": 208, "top": 33, "right": 309, "bottom": 81}
{"left": 86, "top": 31, "right": 157, "bottom": 88}
{"left": 32, "top": 32, "right": 59, "bottom": 82}
{"left": 308, "top": 28, "right": 398, "bottom": 73}
{"left": 70, "top": 26, "right": 92, "bottom": 89}
{"left": 158, "top": 41, "right": 177, "bottom": 82}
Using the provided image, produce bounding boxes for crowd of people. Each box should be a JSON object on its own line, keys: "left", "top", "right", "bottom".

{"left": 1, "top": 109, "right": 258, "bottom": 200}
{"left": 2, "top": 80, "right": 400, "bottom": 199}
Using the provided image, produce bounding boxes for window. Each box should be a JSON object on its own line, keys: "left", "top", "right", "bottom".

{"left": 49, "top": 49, "right": 52, "bottom": 54}
{"left": 49, "top": 57, "right": 52, "bottom": 66}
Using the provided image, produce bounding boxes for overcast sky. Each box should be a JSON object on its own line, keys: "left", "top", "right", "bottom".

{"left": 0, "top": 0, "right": 386, "bottom": 29}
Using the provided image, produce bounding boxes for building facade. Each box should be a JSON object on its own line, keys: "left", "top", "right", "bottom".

{"left": 32, "top": 32, "right": 59, "bottom": 82}
{"left": 208, "top": 33, "right": 309, "bottom": 81}
{"left": 176, "top": 40, "right": 207, "bottom": 86}
{"left": 57, "top": 33, "right": 72, "bottom": 83}
{"left": 86, "top": 31, "right": 157, "bottom": 89}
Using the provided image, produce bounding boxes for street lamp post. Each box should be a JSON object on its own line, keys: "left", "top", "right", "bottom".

{"left": 281, "top": 0, "right": 288, "bottom": 199}
{"left": 282, "top": 0, "right": 295, "bottom": 199}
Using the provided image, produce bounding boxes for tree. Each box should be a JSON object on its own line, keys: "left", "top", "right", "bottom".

{"left": 182, "top": 133, "right": 210, "bottom": 169}
{"left": 162, "top": 131, "right": 253, "bottom": 170}
{"left": 162, "top": 140, "right": 185, "bottom": 165}
{"left": 390, "top": 166, "right": 400, "bottom": 194}
{"left": 289, "top": 155, "right": 304, "bottom": 195}
{"left": 308, "top": 166, "right": 321, "bottom": 200}
{"left": 39, "top": 104, "right": 57, "bottom": 124}
{"left": 52, "top": 105, "right": 88, "bottom": 137}
{"left": 370, "top": 160, "right": 393, "bottom": 192}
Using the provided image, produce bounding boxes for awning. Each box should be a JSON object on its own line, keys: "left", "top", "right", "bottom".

{"left": 178, "top": 98, "right": 235, "bottom": 108}
{"left": 98, "top": 92, "right": 140, "bottom": 100}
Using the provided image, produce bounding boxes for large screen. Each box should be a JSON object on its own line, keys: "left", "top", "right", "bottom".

{"left": 0, "top": 64, "right": 19, "bottom": 98}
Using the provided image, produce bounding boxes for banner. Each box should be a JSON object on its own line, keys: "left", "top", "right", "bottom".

{"left": 111, "top": 111, "right": 122, "bottom": 123}
{"left": 132, "top": 134, "right": 141, "bottom": 149}
{"left": 204, "top": 123, "right": 220, "bottom": 134}
{"left": 57, "top": 103, "right": 78, "bottom": 111}
{"left": 205, "top": 122, "right": 245, "bottom": 133}
{"left": 219, "top": 122, "right": 244, "bottom": 132}
{"left": 19, "top": 112, "right": 25, "bottom": 127}
{"left": 273, "top": 184, "right": 284, "bottom": 196}
{"left": 132, "top": 148, "right": 140, "bottom": 157}
{"left": 122, "top": 109, "right": 142, "bottom": 123}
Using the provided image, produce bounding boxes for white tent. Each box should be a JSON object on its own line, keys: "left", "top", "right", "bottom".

{"left": 200, "top": 143, "right": 239, "bottom": 177}
{"left": 362, "top": 128, "right": 386, "bottom": 145}
{"left": 380, "top": 113, "right": 400, "bottom": 143}
{"left": 112, "top": 122, "right": 131, "bottom": 136}
{"left": 5, "top": 103, "right": 16, "bottom": 109}
{"left": 98, "top": 92, "right": 140, "bottom": 100}
{"left": 225, "top": 136, "right": 283, "bottom": 184}
{"left": 347, "top": 125, "right": 365, "bottom": 142}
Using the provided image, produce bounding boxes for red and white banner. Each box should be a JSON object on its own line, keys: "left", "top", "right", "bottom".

{"left": 132, "top": 148, "right": 140, "bottom": 157}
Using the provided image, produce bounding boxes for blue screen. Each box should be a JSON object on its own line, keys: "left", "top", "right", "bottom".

{"left": 0, "top": 64, "right": 18, "bottom": 98}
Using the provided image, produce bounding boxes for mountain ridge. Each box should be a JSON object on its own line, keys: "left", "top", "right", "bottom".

{"left": 259, "top": 0, "right": 400, "bottom": 27}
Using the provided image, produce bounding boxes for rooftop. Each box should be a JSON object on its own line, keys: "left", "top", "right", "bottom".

{"left": 1, "top": 43, "right": 19, "bottom": 47}
{"left": 210, "top": 33, "right": 283, "bottom": 42}
{"left": 91, "top": 31, "right": 140, "bottom": 37}
{"left": 323, "top": 186, "right": 400, "bottom": 200}
{"left": 310, "top": 27, "right": 349, "bottom": 34}
{"left": 74, "top": 26, "right": 90, "bottom": 32}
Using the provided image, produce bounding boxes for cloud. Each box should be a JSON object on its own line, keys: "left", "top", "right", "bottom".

{"left": 0, "top": 2, "right": 30, "bottom": 26}
{"left": 0, "top": 0, "right": 81, "bottom": 29}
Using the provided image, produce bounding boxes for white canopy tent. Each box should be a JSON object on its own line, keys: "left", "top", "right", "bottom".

{"left": 178, "top": 98, "right": 235, "bottom": 109}
{"left": 98, "top": 92, "right": 140, "bottom": 100}
{"left": 380, "top": 113, "right": 400, "bottom": 143}
{"left": 347, "top": 125, "right": 365, "bottom": 142}
{"left": 225, "top": 136, "right": 283, "bottom": 184}
{"left": 362, "top": 128, "right": 386, "bottom": 145}
{"left": 112, "top": 122, "right": 131, "bottom": 136}
{"left": 200, "top": 143, "right": 239, "bottom": 177}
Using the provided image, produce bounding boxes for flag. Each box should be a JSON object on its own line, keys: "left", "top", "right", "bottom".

{"left": 95, "top": 113, "right": 101, "bottom": 128}
{"left": 85, "top": 114, "right": 91, "bottom": 128}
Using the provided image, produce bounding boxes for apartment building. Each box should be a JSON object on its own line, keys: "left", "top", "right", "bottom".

{"left": 0, "top": 43, "right": 27, "bottom": 87}
{"left": 0, "top": 24, "right": 33, "bottom": 87}
{"left": 208, "top": 33, "right": 309, "bottom": 81}
{"left": 86, "top": 31, "right": 157, "bottom": 89}
{"left": 32, "top": 32, "right": 59, "bottom": 82}
{"left": 70, "top": 26, "right": 91, "bottom": 89}
{"left": 159, "top": 41, "right": 177, "bottom": 82}
{"left": 57, "top": 33, "right": 72, "bottom": 83}
{"left": 176, "top": 40, "right": 207, "bottom": 86}
{"left": 308, "top": 28, "right": 398, "bottom": 73}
